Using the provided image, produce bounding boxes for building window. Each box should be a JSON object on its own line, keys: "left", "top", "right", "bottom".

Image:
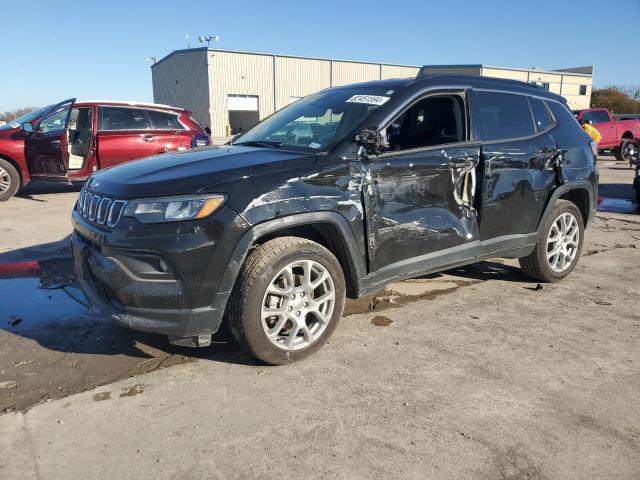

{"left": 530, "top": 81, "right": 550, "bottom": 91}
{"left": 579, "top": 85, "right": 587, "bottom": 96}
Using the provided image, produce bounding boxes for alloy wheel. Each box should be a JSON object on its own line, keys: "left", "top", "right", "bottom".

{"left": 622, "top": 141, "right": 635, "bottom": 162}
{"left": 261, "top": 259, "right": 335, "bottom": 351}
{"left": 0, "top": 166, "right": 11, "bottom": 195}
{"left": 546, "top": 212, "right": 580, "bottom": 273}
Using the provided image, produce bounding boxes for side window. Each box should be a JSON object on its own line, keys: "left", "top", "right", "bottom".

{"left": 581, "top": 110, "right": 609, "bottom": 124}
{"left": 384, "top": 95, "right": 466, "bottom": 151}
{"left": 476, "top": 91, "right": 535, "bottom": 141}
{"left": 99, "top": 107, "right": 149, "bottom": 131}
{"left": 147, "top": 110, "right": 185, "bottom": 130}
{"left": 593, "top": 110, "right": 610, "bottom": 124}
{"left": 529, "top": 98, "right": 554, "bottom": 132}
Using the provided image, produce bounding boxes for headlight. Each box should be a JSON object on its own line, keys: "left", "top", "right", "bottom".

{"left": 123, "top": 194, "right": 225, "bottom": 223}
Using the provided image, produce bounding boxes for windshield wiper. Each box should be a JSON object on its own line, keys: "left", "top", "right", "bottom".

{"left": 234, "top": 140, "right": 284, "bottom": 149}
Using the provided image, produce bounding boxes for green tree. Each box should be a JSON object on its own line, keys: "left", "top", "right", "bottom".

{"left": 591, "top": 87, "right": 640, "bottom": 114}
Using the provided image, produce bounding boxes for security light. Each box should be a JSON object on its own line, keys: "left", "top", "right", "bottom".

{"left": 198, "top": 35, "right": 220, "bottom": 47}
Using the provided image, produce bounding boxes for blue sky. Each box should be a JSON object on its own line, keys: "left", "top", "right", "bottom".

{"left": 1, "top": 0, "right": 637, "bottom": 110}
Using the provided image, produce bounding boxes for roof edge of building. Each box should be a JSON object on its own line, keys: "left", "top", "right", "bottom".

{"left": 151, "top": 47, "right": 421, "bottom": 70}
{"left": 422, "top": 64, "right": 593, "bottom": 78}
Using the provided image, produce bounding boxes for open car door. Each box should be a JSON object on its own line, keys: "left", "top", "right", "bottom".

{"left": 25, "top": 98, "right": 76, "bottom": 179}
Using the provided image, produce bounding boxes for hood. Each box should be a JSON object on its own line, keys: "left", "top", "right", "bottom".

{"left": 88, "top": 145, "right": 315, "bottom": 198}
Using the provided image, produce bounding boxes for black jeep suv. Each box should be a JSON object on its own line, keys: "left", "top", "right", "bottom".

{"left": 72, "top": 74, "right": 598, "bottom": 364}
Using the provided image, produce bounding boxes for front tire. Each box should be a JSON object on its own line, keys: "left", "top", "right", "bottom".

{"left": 0, "top": 159, "right": 20, "bottom": 201}
{"left": 519, "top": 200, "right": 584, "bottom": 282}
{"left": 228, "top": 237, "right": 346, "bottom": 365}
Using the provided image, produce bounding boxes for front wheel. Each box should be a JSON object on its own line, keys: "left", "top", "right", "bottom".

{"left": 228, "top": 237, "right": 346, "bottom": 365}
{"left": 0, "top": 159, "right": 20, "bottom": 201}
{"left": 519, "top": 200, "right": 584, "bottom": 282}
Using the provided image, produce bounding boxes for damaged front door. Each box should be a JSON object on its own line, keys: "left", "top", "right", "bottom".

{"left": 25, "top": 98, "right": 75, "bottom": 179}
{"left": 362, "top": 143, "right": 481, "bottom": 272}
{"left": 361, "top": 92, "right": 482, "bottom": 272}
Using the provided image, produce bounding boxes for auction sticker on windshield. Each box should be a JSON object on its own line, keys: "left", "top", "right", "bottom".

{"left": 346, "top": 95, "right": 390, "bottom": 106}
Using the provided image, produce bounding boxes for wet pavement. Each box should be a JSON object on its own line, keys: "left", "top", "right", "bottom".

{"left": 597, "top": 197, "right": 640, "bottom": 214}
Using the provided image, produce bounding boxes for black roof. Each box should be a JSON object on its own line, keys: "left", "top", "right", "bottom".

{"left": 338, "top": 74, "right": 565, "bottom": 103}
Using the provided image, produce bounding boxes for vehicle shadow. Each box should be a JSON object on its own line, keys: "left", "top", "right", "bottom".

{"left": 17, "top": 182, "right": 83, "bottom": 201}
{"left": 443, "top": 260, "right": 533, "bottom": 283}
{"left": 598, "top": 182, "right": 635, "bottom": 200}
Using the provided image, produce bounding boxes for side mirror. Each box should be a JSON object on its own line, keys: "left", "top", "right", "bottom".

{"left": 21, "top": 122, "right": 33, "bottom": 133}
{"left": 355, "top": 128, "right": 386, "bottom": 158}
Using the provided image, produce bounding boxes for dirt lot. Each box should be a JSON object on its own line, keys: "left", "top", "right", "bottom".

{"left": 0, "top": 157, "right": 639, "bottom": 478}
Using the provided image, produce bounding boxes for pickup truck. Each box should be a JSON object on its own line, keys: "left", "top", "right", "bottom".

{"left": 573, "top": 108, "right": 640, "bottom": 162}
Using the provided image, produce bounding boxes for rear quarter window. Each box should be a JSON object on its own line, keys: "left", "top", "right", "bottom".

{"left": 476, "top": 91, "right": 535, "bottom": 141}
{"left": 99, "top": 107, "right": 149, "bottom": 131}
{"left": 147, "top": 110, "right": 185, "bottom": 130}
{"left": 547, "top": 101, "right": 590, "bottom": 145}
{"left": 529, "top": 98, "right": 554, "bottom": 132}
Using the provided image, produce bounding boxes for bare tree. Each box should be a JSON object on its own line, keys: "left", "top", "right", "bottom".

{"left": 0, "top": 107, "right": 39, "bottom": 123}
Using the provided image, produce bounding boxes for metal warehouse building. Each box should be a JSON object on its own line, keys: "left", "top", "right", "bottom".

{"left": 151, "top": 48, "right": 593, "bottom": 138}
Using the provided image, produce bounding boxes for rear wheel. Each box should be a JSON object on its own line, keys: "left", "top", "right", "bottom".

{"left": 614, "top": 139, "right": 634, "bottom": 163}
{"left": 519, "top": 200, "right": 584, "bottom": 282}
{"left": 228, "top": 236, "right": 346, "bottom": 365}
{"left": 0, "top": 159, "right": 20, "bottom": 201}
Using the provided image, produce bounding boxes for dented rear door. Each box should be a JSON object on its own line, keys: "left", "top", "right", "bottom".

{"left": 362, "top": 143, "right": 481, "bottom": 272}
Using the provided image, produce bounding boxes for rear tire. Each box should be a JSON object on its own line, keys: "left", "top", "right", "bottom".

{"left": 228, "top": 236, "right": 346, "bottom": 365}
{"left": 0, "top": 159, "right": 20, "bottom": 201}
{"left": 614, "top": 139, "right": 633, "bottom": 162}
{"left": 519, "top": 200, "right": 584, "bottom": 282}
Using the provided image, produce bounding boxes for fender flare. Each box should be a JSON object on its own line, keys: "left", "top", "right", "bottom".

{"left": 536, "top": 180, "right": 595, "bottom": 234}
{"left": 211, "top": 211, "right": 367, "bottom": 311}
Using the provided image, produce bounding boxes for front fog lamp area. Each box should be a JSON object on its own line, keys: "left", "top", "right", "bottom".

{"left": 123, "top": 195, "right": 225, "bottom": 223}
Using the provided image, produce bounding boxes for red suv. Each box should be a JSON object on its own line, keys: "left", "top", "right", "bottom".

{"left": 0, "top": 99, "right": 209, "bottom": 200}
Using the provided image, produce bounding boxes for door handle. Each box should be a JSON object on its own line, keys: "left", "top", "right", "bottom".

{"left": 141, "top": 134, "right": 155, "bottom": 142}
{"left": 51, "top": 140, "right": 61, "bottom": 148}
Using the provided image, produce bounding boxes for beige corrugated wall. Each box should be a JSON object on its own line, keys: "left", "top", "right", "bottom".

{"left": 275, "top": 57, "right": 331, "bottom": 110}
{"left": 209, "top": 51, "right": 275, "bottom": 137}
{"left": 332, "top": 61, "right": 381, "bottom": 86}
{"left": 151, "top": 50, "right": 211, "bottom": 129}
{"left": 382, "top": 65, "right": 420, "bottom": 80}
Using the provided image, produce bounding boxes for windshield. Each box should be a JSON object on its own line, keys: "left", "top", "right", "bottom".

{"left": 232, "top": 87, "right": 398, "bottom": 151}
{"left": 0, "top": 106, "right": 50, "bottom": 130}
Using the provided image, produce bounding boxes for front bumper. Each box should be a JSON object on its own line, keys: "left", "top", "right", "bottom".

{"left": 71, "top": 206, "right": 248, "bottom": 339}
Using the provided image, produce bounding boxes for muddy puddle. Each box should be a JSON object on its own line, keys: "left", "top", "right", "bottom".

{"left": 597, "top": 197, "right": 639, "bottom": 214}
{"left": 0, "top": 253, "right": 509, "bottom": 412}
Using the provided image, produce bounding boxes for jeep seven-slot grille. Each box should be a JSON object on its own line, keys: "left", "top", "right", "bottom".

{"left": 76, "top": 189, "right": 127, "bottom": 227}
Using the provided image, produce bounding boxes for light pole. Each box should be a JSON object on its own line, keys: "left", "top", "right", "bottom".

{"left": 145, "top": 56, "right": 157, "bottom": 65}
{"left": 198, "top": 35, "right": 220, "bottom": 48}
